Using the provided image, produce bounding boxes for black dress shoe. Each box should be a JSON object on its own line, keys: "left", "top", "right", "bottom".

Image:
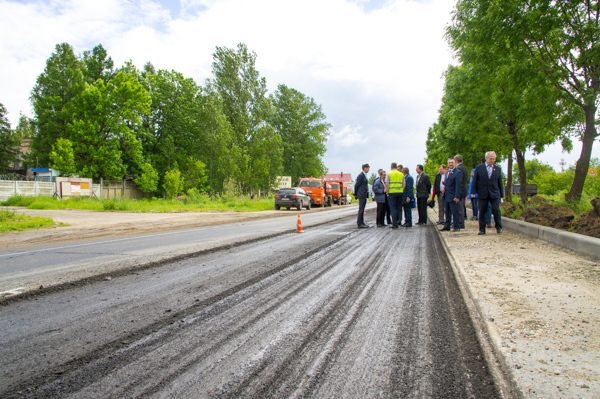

{"left": 436, "top": 221, "right": 444, "bottom": 225}
{"left": 439, "top": 227, "right": 450, "bottom": 231}
{"left": 390, "top": 225, "right": 399, "bottom": 229}
{"left": 496, "top": 228, "right": 503, "bottom": 234}
{"left": 376, "top": 224, "right": 384, "bottom": 227}
{"left": 358, "top": 224, "right": 369, "bottom": 229}
{"left": 452, "top": 228, "right": 460, "bottom": 232}
{"left": 478, "top": 231, "right": 485, "bottom": 235}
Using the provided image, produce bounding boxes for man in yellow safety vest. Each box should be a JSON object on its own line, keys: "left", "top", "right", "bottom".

{"left": 386, "top": 163, "right": 404, "bottom": 228}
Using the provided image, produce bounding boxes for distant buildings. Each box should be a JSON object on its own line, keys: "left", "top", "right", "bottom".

{"left": 324, "top": 172, "right": 353, "bottom": 192}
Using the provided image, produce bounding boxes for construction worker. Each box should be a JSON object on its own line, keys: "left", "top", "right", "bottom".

{"left": 387, "top": 163, "right": 404, "bottom": 228}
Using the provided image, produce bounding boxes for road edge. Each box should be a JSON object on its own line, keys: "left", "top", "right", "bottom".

{"left": 433, "top": 220, "right": 524, "bottom": 399}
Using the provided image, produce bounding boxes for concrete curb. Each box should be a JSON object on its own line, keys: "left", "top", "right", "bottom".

{"left": 502, "top": 217, "right": 600, "bottom": 260}
{"left": 432, "top": 216, "right": 523, "bottom": 398}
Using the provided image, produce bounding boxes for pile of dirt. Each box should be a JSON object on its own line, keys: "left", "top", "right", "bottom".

{"left": 518, "top": 203, "right": 576, "bottom": 228}
{"left": 527, "top": 195, "right": 548, "bottom": 205}
{"left": 500, "top": 201, "right": 520, "bottom": 216}
{"left": 571, "top": 197, "right": 600, "bottom": 238}
{"left": 515, "top": 196, "right": 600, "bottom": 239}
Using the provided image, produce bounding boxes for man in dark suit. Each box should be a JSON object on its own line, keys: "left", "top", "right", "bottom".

{"left": 473, "top": 151, "right": 504, "bottom": 234}
{"left": 454, "top": 154, "right": 469, "bottom": 229}
{"left": 431, "top": 164, "right": 447, "bottom": 224}
{"left": 401, "top": 167, "right": 414, "bottom": 227}
{"left": 354, "top": 163, "right": 370, "bottom": 228}
{"left": 440, "top": 158, "right": 463, "bottom": 232}
{"left": 415, "top": 164, "right": 431, "bottom": 225}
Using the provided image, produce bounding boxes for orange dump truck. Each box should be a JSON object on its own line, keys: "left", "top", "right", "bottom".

{"left": 327, "top": 180, "right": 348, "bottom": 205}
{"left": 298, "top": 177, "right": 332, "bottom": 207}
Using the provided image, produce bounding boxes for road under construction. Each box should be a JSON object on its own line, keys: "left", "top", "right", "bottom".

{"left": 1, "top": 207, "right": 500, "bottom": 398}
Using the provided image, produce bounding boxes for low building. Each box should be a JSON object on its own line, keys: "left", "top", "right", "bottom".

{"left": 31, "top": 168, "right": 60, "bottom": 182}
{"left": 324, "top": 172, "right": 353, "bottom": 193}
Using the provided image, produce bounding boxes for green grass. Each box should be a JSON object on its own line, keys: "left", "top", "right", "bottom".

{"left": 0, "top": 208, "right": 55, "bottom": 233}
{"left": 1, "top": 194, "right": 276, "bottom": 213}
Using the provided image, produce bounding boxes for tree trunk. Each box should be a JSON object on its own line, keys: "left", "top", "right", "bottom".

{"left": 515, "top": 149, "right": 528, "bottom": 203}
{"left": 506, "top": 151, "right": 513, "bottom": 203}
{"left": 566, "top": 103, "right": 598, "bottom": 203}
{"left": 508, "top": 122, "right": 528, "bottom": 204}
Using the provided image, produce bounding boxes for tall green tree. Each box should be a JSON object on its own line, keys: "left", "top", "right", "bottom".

{"left": 270, "top": 84, "right": 330, "bottom": 183}
{"left": 210, "top": 43, "right": 282, "bottom": 194}
{"left": 83, "top": 44, "right": 114, "bottom": 84}
{"left": 139, "top": 65, "right": 205, "bottom": 190}
{"left": 194, "top": 93, "right": 236, "bottom": 194}
{"left": 14, "top": 114, "right": 36, "bottom": 140}
{"left": 69, "top": 71, "right": 151, "bottom": 179}
{"left": 451, "top": 0, "right": 600, "bottom": 202}
{"left": 30, "top": 43, "right": 84, "bottom": 167}
{"left": 0, "top": 103, "right": 19, "bottom": 173}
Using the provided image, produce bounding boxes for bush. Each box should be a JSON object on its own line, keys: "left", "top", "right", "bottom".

{"left": 164, "top": 169, "right": 184, "bottom": 199}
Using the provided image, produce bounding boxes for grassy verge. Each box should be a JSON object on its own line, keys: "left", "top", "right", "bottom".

{"left": 1, "top": 194, "right": 276, "bottom": 213}
{"left": 0, "top": 208, "right": 55, "bottom": 233}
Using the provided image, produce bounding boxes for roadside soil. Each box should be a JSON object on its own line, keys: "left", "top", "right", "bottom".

{"left": 2, "top": 205, "right": 599, "bottom": 397}
{"left": 431, "top": 207, "right": 600, "bottom": 398}
{"left": 502, "top": 196, "right": 600, "bottom": 239}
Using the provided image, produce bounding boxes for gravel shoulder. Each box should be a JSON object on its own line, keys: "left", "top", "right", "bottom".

{"left": 429, "top": 208, "right": 600, "bottom": 398}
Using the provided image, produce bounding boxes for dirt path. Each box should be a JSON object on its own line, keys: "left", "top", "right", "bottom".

{"left": 430, "top": 208, "right": 600, "bottom": 398}
{"left": 0, "top": 206, "right": 333, "bottom": 249}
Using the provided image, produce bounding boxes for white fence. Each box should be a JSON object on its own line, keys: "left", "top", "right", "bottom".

{"left": 0, "top": 180, "right": 101, "bottom": 201}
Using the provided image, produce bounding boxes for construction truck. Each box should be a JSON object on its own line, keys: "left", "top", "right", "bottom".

{"left": 326, "top": 180, "right": 348, "bottom": 205}
{"left": 298, "top": 177, "right": 332, "bottom": 207}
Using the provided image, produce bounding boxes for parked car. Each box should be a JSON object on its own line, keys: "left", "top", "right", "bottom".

{"left": 275, "top": 187, "right": 311, "bottom": 210}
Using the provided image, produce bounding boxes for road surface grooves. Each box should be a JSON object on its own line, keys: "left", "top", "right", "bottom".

{"left": 0, "top": 215, "right": 499, "bottom": 398}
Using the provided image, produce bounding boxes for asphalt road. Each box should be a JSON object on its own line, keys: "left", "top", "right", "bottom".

{"left": 0, "top": 210, "right": 499, "bottom": 398}
{"left": 0, "top": 205, "right": 362, "bottom": 294}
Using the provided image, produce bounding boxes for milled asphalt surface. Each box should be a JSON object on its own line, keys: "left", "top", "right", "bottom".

{"left": 0, "top": 208, "right": 499, "bottom": 398}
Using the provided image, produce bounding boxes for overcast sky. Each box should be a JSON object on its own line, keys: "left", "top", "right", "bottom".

{"left": 1, "top": 0, "right": 597, "bottom": 178}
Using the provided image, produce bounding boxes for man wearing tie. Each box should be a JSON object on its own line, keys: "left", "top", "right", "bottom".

{"left": 415, "top": 164, "right": 432, "bottom": 225}
{"left": 473, "top": 151, "right": 504, "bottom": 234}
{"left": 355, "top": 163, "right": 370, "bottom": 228}
{"left": 440, "top": 158, "right": 462, "bottom": 232}
{"left": 432, "top": 164, "right": 447, "bottom": 225}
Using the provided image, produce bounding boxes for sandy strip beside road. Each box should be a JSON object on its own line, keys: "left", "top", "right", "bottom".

{"left": 0, "top": 206, "right": 326, "bottom": 249}
{"left": 429, "top": 207, "right": 600, "bottom": 398}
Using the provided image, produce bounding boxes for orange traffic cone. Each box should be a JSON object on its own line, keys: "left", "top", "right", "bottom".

{"left": 296, "top": 214, "right": 304, "bottom": 233}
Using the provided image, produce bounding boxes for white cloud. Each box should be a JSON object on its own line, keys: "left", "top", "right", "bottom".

{"left": 330, "top": 124, "right": 368, "bottom": 148}
{"left": 12, "top": 0, "right": 592, "bottom": 178}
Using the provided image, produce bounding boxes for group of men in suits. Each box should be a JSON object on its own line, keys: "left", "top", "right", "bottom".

{"left": 355, "top": 151, "right": 504, "bottom": 233}
{"left": 434, "top": 151, "right": 504, "bottom": 234}
{"left": 355, "top": 163, "right": 432, "bottom": 228}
